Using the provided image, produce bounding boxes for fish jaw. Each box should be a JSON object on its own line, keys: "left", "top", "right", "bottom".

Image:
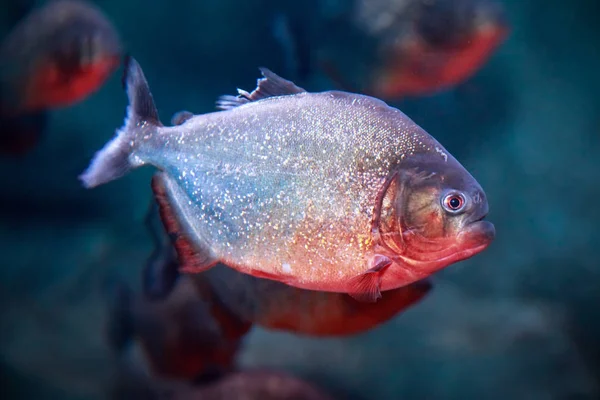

{"left": 377, "top": 219, "right": 495, "bottom": 291}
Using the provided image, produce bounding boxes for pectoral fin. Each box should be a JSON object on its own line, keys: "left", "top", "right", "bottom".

{"left": 347, "top": 255, "right": 393, "bottom": 303}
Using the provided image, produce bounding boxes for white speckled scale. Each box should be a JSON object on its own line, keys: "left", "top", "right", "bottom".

{"left": 135, "top": 90, "right": 438, "bottom": 288}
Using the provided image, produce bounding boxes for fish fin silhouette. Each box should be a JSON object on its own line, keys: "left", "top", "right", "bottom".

{"left": 151, "top": 172, "right": 218, "bottom": 274}
{"left": 216, "top": 67, "right": 307, "bottom": 110}
{"left": 142, "top": 198, "right": 181, "bottom": 300}
{"left": 347, "top": 255, "right": 393, "bottom": 303}
{"left": 80, "top": 56, "right": 161, "bottom": 188}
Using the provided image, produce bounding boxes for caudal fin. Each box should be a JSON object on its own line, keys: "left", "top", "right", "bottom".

{"left": 79, "top": 56, "right": 161, "bottom": 188}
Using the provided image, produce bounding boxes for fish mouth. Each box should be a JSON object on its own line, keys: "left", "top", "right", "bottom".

{"left": 393, "top": 215, "right": 495, "bottom": 272}
{"left": 442, "top": 216, "right": 495, "bottom": 263}
{"left": 460, "top": 214, "right": 496, "bottom": 245}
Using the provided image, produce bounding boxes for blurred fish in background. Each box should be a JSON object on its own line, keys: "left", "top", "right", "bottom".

{"left": 273, "top": 0, "right": 508, "bottom": 99}
{"left": 203, "top": 266, "right": 432, "bottom": 337}
{"left": 104, "top": 274, "right": 251, "bottom": 382}
{"left": 204, "top": 266, "right": 432, "bottom": 337}
{"left": 0, "top": 0, "right": 122, "bottom": 113}
{"left": 0, "top": 0, "right": 122, "bottom": 155}
{"left": 105, "top": 201, "right": 250, "bottom": 384}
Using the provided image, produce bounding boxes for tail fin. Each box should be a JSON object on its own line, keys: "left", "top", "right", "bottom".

{"left": 79, "top": 56, "right": 161, "bottom": 188}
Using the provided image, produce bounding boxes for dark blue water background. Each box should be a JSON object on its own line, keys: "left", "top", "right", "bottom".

{"left": 1, "top": 0, "right": 599, "bottom": 398}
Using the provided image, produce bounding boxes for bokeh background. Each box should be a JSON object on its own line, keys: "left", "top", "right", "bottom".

{"left": 1, "top": 0, "right": 600, "bottom": 399}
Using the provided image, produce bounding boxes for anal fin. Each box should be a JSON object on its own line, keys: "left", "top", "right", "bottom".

{"left": 151, "top": 173, "right": 217, "bottom": 274}
{"left": 347, "top": 255, "right": 393, "bottom": 303}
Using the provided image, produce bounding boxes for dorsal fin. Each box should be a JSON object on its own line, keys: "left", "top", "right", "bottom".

{"left": 216, "top": 67, "right": 307, "bottom": 110}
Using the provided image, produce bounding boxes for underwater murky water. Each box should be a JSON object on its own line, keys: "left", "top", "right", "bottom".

{"left": 1, "top": 1, "right": 599, "bottom": 399}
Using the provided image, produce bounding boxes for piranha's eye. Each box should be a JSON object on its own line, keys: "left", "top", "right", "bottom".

{"left": 442, "top": 192, "right": 466, "bottom": 213}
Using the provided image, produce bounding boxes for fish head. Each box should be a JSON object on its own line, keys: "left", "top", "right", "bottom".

{"left": 378, "top": 153, "right": 495, "bottom": 275}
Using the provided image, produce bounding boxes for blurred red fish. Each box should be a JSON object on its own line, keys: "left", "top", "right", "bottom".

{"left": 106, "top": 274, "right": 251, "bottom": 382}
{"left": 0, "top": 0, "right": 122, "bottom": 115}
{"left": 150, "top": 173, "right": 433, "bottom": 337}
{"left": 365, "top": 0, "right": 510, "bottom": 98}
{"left": 202, "top": 265, "right": 431, "bottom": 337}
{"left": 277, "top": 0, "right": 508, "bottom": 99}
